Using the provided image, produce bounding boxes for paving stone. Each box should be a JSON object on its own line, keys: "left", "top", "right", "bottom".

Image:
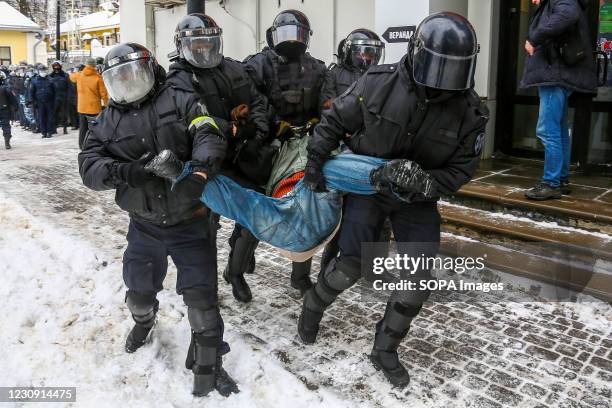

{"left": 521, "top": 383, "right": 548, "bottom": 399}
{"left": 465, "top": 361, "right": 489, "bottom": 376}
{"left": 525, "top": 345, "right": 560, "bottom": 362}
{"left": 556, "top": 344, "right": 580, "bottom": 357}
{"left": 559, "top": 357, "right": 584, "bottom": 373}
{"left": 486, "top": 384, "right": 524, "bottom": 407}
{"left": 487, "top": 369, "right": 522, "bottom": 389}
{"left": 462, "top": 375, "right": 489, "bottom": 391}
{"left": 590, "top": 356, "right": 612, "bottom": 372}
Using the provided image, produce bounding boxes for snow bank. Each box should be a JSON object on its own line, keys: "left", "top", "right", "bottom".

{"left": 0, "top": 194, "right": 351, "bottom": 407}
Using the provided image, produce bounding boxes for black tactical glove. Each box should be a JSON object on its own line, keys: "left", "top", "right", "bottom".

{"left": 303, "top": 160, "right": 326, "bottom": 192}
{"left": 370, "top": 159, "right": 436, "bottom": 199}
{"left": 174, "top": 173, "right": 207, "bottom": 201}
{"left": 144, "top": 149, "right": 184, "bottom": 181}
{"left": 117, "top": 153, "right": 156, "bottom": 188}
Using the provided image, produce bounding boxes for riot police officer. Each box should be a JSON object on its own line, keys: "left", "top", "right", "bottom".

{"left": 78, "top": 43, "right": 238, "bottom": 397}
{"left": 167, "top": 13, "right": 271, "bottom": 304}
{"left": 298, "top": 13, "right": 489, "bottom": 387}
{"left": 245, "top": 9, "right": 327, "bottom": 295}
{"left": 319, "top": 28, "right": 387, "bottom": 273}
{"left": 0, "top": 72, "right": 17, "bottom": 149}
{"left": 320, "top": 28, "right": 385, "bottom": 110}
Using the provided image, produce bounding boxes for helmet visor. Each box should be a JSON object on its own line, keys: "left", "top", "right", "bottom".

{"left": 272, "top": 24, "right": 310, "bottom": 48}
{"left": 180, "top": 35, "right": 223, "bottom": 69}
{"left": 412, "top": 46, "right": 477, "bottom": 91}
{"left": 349, "top": 41, "right": 385, "bottom": 70}
{"left": 102, "top": 59, "right": 155, "bottom": 104}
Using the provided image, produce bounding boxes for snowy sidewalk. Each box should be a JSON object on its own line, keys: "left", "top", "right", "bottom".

{"left": 0, "top": 128, "right": 611, "bottom": 408}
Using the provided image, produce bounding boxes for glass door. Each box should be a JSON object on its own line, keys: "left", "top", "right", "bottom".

{"left": 496, "top": 0, "right": 611, "bottom": 170}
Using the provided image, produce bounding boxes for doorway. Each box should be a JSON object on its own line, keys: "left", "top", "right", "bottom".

{"left": 495, "top": 0, "right": 612, "bottom": 172}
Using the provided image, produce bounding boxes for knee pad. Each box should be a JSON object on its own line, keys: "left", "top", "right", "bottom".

{"left": 315, "top": 256, "right": 361, "bottom": 305}
{"left": 182, "top": 287, "right": 217, "bottom": 309}
{"left": 187, "top": 306, "right": 220, "bottom": 336}
{"left": 125, "top": 290, "right": 158, "bottom": 325}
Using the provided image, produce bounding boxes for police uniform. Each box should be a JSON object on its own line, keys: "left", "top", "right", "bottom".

{"left": 245, "top": 46, "right": 327, "bottom": 288}
{"left": 300, "top": 54, "right": 489, "bottom": 384}
{"left": 319, "top": 62, "right": 362, "bottom": 111}
{"left": 167, "top": 57, "right": 271, "bottom": 302}
{"left": 0, "top": 83, "right": 17, "bottom": 148}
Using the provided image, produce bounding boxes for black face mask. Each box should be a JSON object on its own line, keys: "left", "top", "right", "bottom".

{"left": 53, "top": 68, "right": 61, "bottom": 73}
{"left": 275, "top": 42, "right": 306, "bottom": 61}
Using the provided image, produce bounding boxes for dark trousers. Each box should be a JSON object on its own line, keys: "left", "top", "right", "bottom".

{"left": 37, "top": 103, "right": 54, "bottom": 135}
{"left": 123, "top": 217, "right": 219, "bottom": 307}
{"left": 334, "top": 194, "right": 440, "bottom": 304}
{"left": 78, "top": 114, "right": 93, "bottom": 149}
{"left": 68, "top": 103, "right": 78, "bottom": 128}
{"left": 54, "top": 101, "right": 68, "bottom": 131}
{"left": 0, "top": 110, "right": 10, "bottom": 138}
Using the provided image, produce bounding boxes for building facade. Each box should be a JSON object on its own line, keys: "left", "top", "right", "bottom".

{"left": 0, "top": 1, "right": 46, "bottom": 65}
{"left": 120, "top": 0, "right": 611, "bottom": 168}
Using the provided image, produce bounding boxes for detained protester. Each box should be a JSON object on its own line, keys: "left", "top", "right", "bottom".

{"left": 27, "top": 65, "right": 55, "bottom": 139}
{"left": 297, "top": 13, "right": 489, "bottom": 387}
{"left": 0, "top": 71, "right": 18, "bottom": 149}
{"left": 49, "top": 61, "right": 70, "bottom": 135}
{"left": 167, "top": 13, "right": 271, "bottom": 304}
{"left": 78, "top": 43, "right": 239, "bottom": 397}
{"left": 245, "top": 9, "right": 327, "bottom": 296}
{"left": 319, "top": 28, "right": 391, "bottom": 273}
{"left": 521, "top": 0, "right": 597, "bottom": 200}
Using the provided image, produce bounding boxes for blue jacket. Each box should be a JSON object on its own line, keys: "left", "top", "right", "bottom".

{"left": 28, "top": 76, "right": 56, "bottom": 106}
{"left": 49, "top": 71, "right": 69, "bottom": 103}
{"left": 520, "top": 0, "right": 597, "bottom": 94}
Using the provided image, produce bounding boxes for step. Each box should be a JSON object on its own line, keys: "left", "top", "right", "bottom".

{"left": 439, "top": 202, "right": 612, "bottom": 261}
{"left": 439, "top": 233, "right": 612, "bottom": 303}
{"left": 453, "top": 181, "right": 612, "bottom": 228}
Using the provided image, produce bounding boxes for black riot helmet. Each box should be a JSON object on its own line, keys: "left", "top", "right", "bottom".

{"left": 342, "top": 29, "right": 385, "bottom": 71}
{"left": 102, "top": 43, "right": 159, "bottom": 105}
{"left": 266, "top": 9, "right": 312, "bottom": 59}
{"left": 175, "top": 13, "right": 223, "bottom": 69}
{"left": 409, "top": 12, "right": 479, "bottom": 91}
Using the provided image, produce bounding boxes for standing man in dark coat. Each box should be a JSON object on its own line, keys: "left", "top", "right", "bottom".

{"left": 298, "top": 13, "right": 489, "bottom": 388}
{"left": 49, "top": 61, "right": 70, "bottom": 135}
{"left": 245, "top": 9, "right": 327, "bottom": 296}
{"left": 0, "top": 72, "right": 18, "bottom": 149}
{"left": 79, "top": 43, "right": 238, "bottom": 397}
{"left": 27, "top": 66, "right": 55, "bottom": 139}
{"left": 167, "top": 13, "right": 271, "bottom": 304}
{"left": 521, "top": 0, "right": 597, "bottom": 200}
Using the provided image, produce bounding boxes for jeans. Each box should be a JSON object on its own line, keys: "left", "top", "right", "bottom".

{"left": 189, "top": 154, "right": 387, "bottom": 253}
{"left": 537, "top": 86, "right": 573, "bottom": 188}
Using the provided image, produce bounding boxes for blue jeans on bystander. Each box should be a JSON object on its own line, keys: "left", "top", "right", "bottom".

{"left": 536, "top": 86, "right": 573, "bottom": 188}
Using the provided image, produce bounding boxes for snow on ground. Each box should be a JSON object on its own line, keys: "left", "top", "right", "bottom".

{"left": 0, "top": 192, "right": 350, "bottom": 408}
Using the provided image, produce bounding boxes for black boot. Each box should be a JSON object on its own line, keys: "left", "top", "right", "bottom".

{"left": 125, "top": 322, "right": 155, "bottom": 353}
{"left": 4, "top": 137, "right": 10, "bottom": 150}
{"left": 524, "top": 182, "right": 562, "bottom": 201}
{"left": 561, "top": 180, "right": 571, "bottom": 195}
{"left": 298, "top": 288, "right": 325, "bottom": 344}
{"left": 41, "top": 132, "right": 46, "bottom": 138}
{"left": 125, "top": 291, "right": 158, "bottom": 353}
{"left": 223, "top": 227, "right": 258, "bottom": 303}
{"left": 369, "top": 301, "right": 422, "bottom": 388}
{"left": 290, "top": 259, "right": 313, "bottom": 297}
{"left": 214, "top": 356, "right": 240, "bottom": 397}
{"left": 63, "top": 126, "right": 68, "bottom": 135}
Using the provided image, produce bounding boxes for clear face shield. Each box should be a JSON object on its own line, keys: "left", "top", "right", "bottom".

{"left": 349, "top": 40, "right": 385, "bottom": 70}
{"left": 102, "top": 59, "right": 156, "bottom": 104}
{"left": 272, "top": 24, "right": 311, "bottom": 58}
{"left": 412, "top": 40, "right": 478, "bottom": 91}
{"left": 180, "top": 35, "right": 223, "bottom": 69}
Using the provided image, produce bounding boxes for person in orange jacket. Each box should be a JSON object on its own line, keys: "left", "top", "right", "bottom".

{"left": 70, "top": 58, "right": 108, "bottom": 149}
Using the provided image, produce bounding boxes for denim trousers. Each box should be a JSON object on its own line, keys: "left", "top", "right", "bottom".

{"left": 537, "top": 86, "right": 573, "bottom": 187}
{"left": 189, "top": 153, "right": 387, "bottom": 253}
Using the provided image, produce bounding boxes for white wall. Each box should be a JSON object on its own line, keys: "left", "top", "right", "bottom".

{"left": 26, "top": 33, "right": 47, "bottom": 65}
{"left": 429, "top": 0, "right": 468, "bottom": 16}
{"left": 375, "top": 0, "right": 429, "bottom": 63}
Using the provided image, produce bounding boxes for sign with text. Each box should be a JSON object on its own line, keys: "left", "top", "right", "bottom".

{"left": 382, "top": 25, "right": 416, "bottom": 43}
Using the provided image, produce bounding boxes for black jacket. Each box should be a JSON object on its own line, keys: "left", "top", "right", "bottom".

{"left": 166, "top": 58, "right": 269, "bottom": 141}
{"left": 245, "top": 47, "right": 326, "bottom": 126}
{"left": 319, "top": 63, "right": 363, "bottom": 111}
{"left": 49, "top": 70, "right": 70, "bottom": 104}
{"left": 308, "top": 55, "right": 489, "bottom": 202}
{"left": 520, "top": 0, "right": 597, "bottom": 93}
{"left": 28, "top": 76, "right": 56, "bottom": 106}
{"left": 78, "top": 83, "right": 227, "bottom": 227}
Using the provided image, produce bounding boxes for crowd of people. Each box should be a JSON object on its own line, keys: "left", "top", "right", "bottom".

{"left": 0, "top": 57, "right": 108, "bottom": 149}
